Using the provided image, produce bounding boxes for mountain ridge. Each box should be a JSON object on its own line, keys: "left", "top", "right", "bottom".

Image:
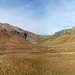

{"left": 0, "top": 22, "right": 75, "bottom": 47}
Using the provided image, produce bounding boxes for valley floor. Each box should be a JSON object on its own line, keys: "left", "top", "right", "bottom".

{"left": 0, "top": 45, "right": 75, "bottom": 75}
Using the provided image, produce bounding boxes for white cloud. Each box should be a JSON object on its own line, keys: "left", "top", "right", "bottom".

{"left": 40, "top": 0, "right": 75, "bottom": 34}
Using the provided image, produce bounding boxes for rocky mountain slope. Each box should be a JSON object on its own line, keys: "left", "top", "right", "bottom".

{"left": 0, "top": 23, "right": 40, "bottom": 45}
{"left": 0, "top": 23, "right": 43, "bottom": 51}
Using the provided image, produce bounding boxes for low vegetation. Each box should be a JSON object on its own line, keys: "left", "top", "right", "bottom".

{"left": 0, "top": 45, "right": 74, "bottom": 75}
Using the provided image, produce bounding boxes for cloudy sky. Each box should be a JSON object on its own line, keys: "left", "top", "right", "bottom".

{"left": 0, "top": 0, "right": 75, "bottom": 35}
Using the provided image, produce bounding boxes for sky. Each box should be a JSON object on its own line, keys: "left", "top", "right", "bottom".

{"left": 0, "top": 0, "right": 75, "bottom": 35}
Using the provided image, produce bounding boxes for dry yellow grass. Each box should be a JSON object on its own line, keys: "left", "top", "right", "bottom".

{"left": 0, "top": 44, "right": 75, "bottom": 75}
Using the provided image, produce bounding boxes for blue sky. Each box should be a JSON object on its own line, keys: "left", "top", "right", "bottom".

{"left": 0, "top": 0, "right": 75, "bottom": 35}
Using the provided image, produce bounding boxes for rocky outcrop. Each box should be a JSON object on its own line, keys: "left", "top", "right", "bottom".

{"left": 54, "top": 29, "right": 71, "bottom": 36}
{"left": 53, "top": 27, "right": 75, "bottom": 37}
